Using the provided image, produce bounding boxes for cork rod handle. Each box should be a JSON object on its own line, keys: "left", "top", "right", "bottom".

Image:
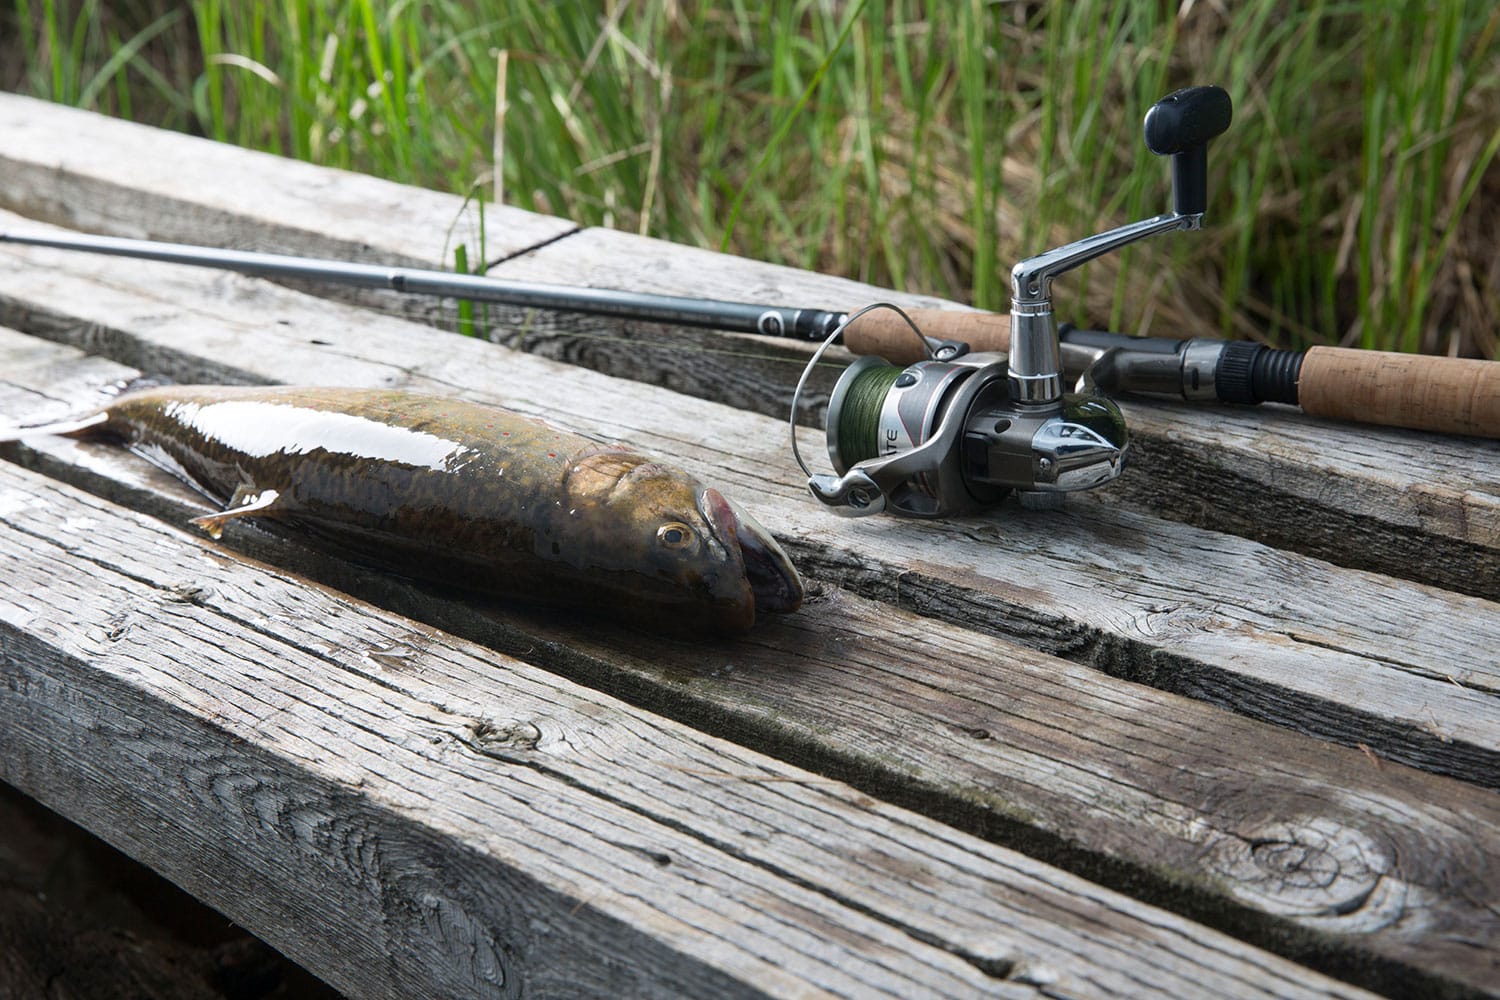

{"left": 1299, "top": 347, "right": 1500, "bottom": 438}
{"left": 840, "top": 309, "right": 1011, "bottom": 363}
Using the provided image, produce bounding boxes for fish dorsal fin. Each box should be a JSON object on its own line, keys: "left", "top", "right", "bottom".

{"left": 189, "top": 487, "right": 284, "bottom": 539}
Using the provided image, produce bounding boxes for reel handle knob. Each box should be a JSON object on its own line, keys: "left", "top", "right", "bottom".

{"left": 1143, "top": 85, "right": 1232, "bottom": 217}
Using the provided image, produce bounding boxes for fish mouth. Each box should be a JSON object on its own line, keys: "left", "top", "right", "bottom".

{"left": 700, "top": 488, "right": 804, "bottom": 615}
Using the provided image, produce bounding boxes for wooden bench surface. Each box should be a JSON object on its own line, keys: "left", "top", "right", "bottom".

{"left": 1, "top": 92, "right": 1497, "bottom": 999}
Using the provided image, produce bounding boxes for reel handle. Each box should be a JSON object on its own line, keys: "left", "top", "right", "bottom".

{"left": 1143, "top": 85, "right": 1233, "bottom": 216}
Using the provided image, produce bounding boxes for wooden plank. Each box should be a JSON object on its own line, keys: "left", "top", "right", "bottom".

{"left": 2, "top": 228, "right": 1497, "bottom": 788}
{"left": 0, "top": 468, "right": 1001, "bottom": 1000}
{"left": 0, "top": 89, "right": 911, "bottom": 426}
{"left": 1107, "top": 400, "right": 1500, "bottom": 602}
{"left": 0, "top": 456, "right": 1395, "bottom": 1000}
{"left": 2, "top": 92, "right": 1495, "bottom": 600}
{"left": 0, "top": 92, "right": 575, "bottom": 287}
{"left": 480, "top": 226, "right": 948, "bottom": 425}
{"left": 3, "top": 331, "right": 1497, "bottom": 997}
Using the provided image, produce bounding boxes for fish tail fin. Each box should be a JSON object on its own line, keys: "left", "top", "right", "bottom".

{"left": 0, "top": 373, "right": 172, "bottom": 443}
{"left": 0, "top": 410, "right": 110, "bottom": 443}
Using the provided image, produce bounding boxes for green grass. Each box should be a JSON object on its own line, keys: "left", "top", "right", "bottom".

{"left": 3, "top": 0, "right": 1497, "bottom": 357}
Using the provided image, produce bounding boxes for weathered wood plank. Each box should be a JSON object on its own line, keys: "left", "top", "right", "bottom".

{"left": 0, "top": 455, "right": 1393, "bottom": 1000}
{"left": 479, "top": 226, "right": 948, "bottom": 425}
{"left": 3, "top": 330, "right": 1497, "bottom": 997}
{"left": 0, "top": 477, "right": 998, "bottom": 1000}
{"left": 1106, "top": 399, "right": 1500, "bottom": 603}
{"left": 2, "top": 228, "right": 1497, "bottom": 790}
{"left": 2, "top": 92, "right": 1495, "bottom": 599}
{"left": 0, "top": 90, "right": 904, "bottom": 426}
{"left": 0, "top": 93, "right": 573, "bottom": 272}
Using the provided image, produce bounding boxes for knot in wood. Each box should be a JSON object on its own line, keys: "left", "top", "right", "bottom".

{"left": 1128, "top": 603, "right": 1226, "bottom": 640}
{"left": 1206, "top": 816, "right": 1407, "bottom": 932}
{"left": 411, "top": 892, "right": 513, "bottom": 998}
{"left": 101, "top": 611, "right": 133, "bottom": 642}
{"left": 166, "top": 582, "right": 215, "bottom": 605}
{"left": 469, "top": 719, "right": 543, "bottom": 753}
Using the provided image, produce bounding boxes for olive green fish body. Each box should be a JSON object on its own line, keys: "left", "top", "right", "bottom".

{"left": 46, "top": 386, "right": 802, "bottom": 633}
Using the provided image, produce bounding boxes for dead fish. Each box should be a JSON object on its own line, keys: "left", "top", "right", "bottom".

{"left": 4, "top": 385, "right": 803, "bottom": 634}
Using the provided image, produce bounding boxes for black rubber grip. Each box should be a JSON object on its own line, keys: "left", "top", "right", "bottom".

{"left": 1143, "top": 86, "right": 1233, "bottom": 155}
{"left": 1215, "top": 340, "right": 1259, "bottom": 404}
{"left": 1251, "top": 346, "right": 1303, "bottom": 405}
{"left": 1215, "top": 341, "right": 1303, "bottom": 405}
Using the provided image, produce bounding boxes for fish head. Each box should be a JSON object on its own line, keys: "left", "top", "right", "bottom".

{"left": 565, "top": 451, "right": 803, "bottom": 634}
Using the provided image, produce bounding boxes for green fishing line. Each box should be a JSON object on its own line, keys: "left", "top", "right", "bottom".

{"left": 836, "top": 364, "right": 901, "bottom": 467}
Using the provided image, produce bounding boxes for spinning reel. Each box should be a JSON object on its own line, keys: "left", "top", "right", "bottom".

{"left": 793, "top": 85, "right": 1233, "bottom": 517}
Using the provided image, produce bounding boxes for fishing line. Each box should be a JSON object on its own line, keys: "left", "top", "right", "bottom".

{"left": 832, "top": 363, "right": 900, "bottom": 466}
{"left": 790, "top": 302, "right": 928, "bottom": 481}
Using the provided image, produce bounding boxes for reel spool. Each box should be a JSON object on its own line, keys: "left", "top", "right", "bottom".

{"left": 824, "top": 355, "right": 1008, "bottom": 516}
{"left": 816, "top": 351, "right": 1128, "bottom": 517}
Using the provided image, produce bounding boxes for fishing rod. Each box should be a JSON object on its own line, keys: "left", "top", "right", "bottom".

{"left": 4, "top": 87, "right": 1494, "bottom": 517}
{"left": 6, "top": 224, "right": 1493, "bottom": 442}
{"left": 0, "top": 226, "right": 852, "bottom": 343}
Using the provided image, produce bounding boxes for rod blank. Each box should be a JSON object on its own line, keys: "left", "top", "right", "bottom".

{"left": 0, "top": 229, "right": 844, "bottom": 340}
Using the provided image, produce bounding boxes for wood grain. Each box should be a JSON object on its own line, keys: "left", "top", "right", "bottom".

{"left": 478, "top": 226, "right": 942, "bottom": 428}
{"left": 0, "top": 481, "right": 992, "bottom": 999}
{"left": 2, "top": 329, "right": 1496, "bottom": 997}
{"left": 1106, "top": 399, "right": 1500, "bottom": 602}
{"left": 0, "top": 457, "right": 1392, "bottom": 1000}
{"left": 1, "top": 235, "right": 1496, "bottom": 790}
{"left": 0, "top": 93, "right": 573, "bottom": 274}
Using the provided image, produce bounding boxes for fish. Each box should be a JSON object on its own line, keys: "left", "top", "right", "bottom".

{"left": 3, "top": 385, "right": 803, "bottom": 634}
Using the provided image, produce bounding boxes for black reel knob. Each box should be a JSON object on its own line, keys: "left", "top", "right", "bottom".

{"left": 1143, "top": 85, "right": 1232, "bottom": 216}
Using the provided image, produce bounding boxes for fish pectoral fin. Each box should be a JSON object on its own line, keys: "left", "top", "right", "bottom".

{"left": 189, "top": 487, "right": 284, "bottom": 539}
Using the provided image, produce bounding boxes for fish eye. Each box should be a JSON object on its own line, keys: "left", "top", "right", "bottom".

{"left": 656, "top": 522, "right": 696, "bottom": 549}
